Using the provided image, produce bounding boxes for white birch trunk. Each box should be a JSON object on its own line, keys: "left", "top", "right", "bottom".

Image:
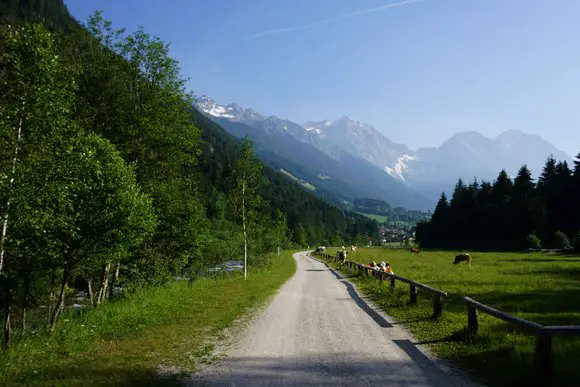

{"left": 0, "top": 102, "right": 24, "bottom": 274}
{"left": 243, "top": 180, "right": 247, "bottom": 280}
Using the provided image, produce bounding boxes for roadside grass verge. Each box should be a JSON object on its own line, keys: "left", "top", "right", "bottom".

{"left": 0, "top": 251, "right": 297, "bottom": 387}
{"left": 323, "top": 247, "right": 580, "bottom": 387}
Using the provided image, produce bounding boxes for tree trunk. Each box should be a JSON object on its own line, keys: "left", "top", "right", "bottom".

{"left": 3, "top": 305, "right": 11, "bottom": 349}
{"left": 48, "top": 269, "right": 56, "bottom": 324}
{"left": 0, "top": 101, "right": 25, "bottom": 274}
{"left": 242, "top": 180, "right": 247, "bottom": 280}
{"left": 50, "top": 270, "right": 70, "bottom": 330}
{"left": 108, "top": 260, "right": 120, "bottom": 299}
{"left": 87, "top": 279, "right": 95, "bottom": 307}
{"left": 96, "top": 262, "right": 111, "bottom": 305}
{"left": 21, "top": 273, "right": 30, "bottom": 336}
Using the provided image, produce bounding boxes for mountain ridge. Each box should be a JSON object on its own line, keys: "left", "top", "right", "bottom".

{"left": 195, "top": 95, "right": 573, "bottom": 204}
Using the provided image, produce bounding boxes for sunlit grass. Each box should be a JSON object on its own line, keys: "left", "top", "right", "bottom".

{"left": 323, "top": 247, "right": 580, "bottom": 387}
{"left": 0, "top": 251, "right": 297, "bottom": 387}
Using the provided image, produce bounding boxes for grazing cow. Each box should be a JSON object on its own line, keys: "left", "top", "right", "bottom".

{"left": 453, "top": 253, "right": 471, "bottom": 265}
{"left": 410, "top": 247, "right": 420, "bottom": 255}
{"left": 341, "top": 245, "right": 346, "bottom": 250}
{"left": 336, "top": 250, "right": 348, "bottom": 268}
{"left": 351, "top": 245, "right": 357, "bottom": 253}
{"left": 379, "top": 261, "right": 394, "bottom": 275}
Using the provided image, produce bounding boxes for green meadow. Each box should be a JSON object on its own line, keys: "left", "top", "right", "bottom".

{"left": 0, "top": 252, "right": 297, "bottom": 387}
{"left": 323, "top": 247, "right": 580, "bottom": 387}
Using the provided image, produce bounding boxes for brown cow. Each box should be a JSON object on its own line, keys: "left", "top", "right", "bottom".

{"left": 410, "top": 247, "right": 420, "bottom": 255}
{"left": 453, "top": 253, "right": 471, "bottom": 265}
{"left": 336, "top": 250, "right": 348, "bottom": 268}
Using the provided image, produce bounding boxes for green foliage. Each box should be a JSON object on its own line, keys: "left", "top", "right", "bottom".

{"left": 526, "top": 233, "right": 541, "bottom": 249}
{"left": 0, "top": 22, "right": 157, "bottom": 337}
{"left": 551, "top": 230, "right": 570, "bottom": 249}
{"left": 0, "top": 251, "right": 297, "bottom": 386}
{"left": 417, "top": 155, "right": 580, "bottom": 250}
{"left": 68, "top": 12, "right": 205, "bottom": 279}
{"left": 572, "top": 231, "right": 580, "bottom": 253}
{"left": 230, "top": 137, "right": 264, "bottom": 225}
{"left": 0, "top": 1, "right": 382, "bottom": 349}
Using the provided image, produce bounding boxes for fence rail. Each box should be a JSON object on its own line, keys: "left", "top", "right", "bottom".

{"left": 312, "top": 251, "right": 447, "bottom": 318}
{"left": 310, "top": 249, "right": 580, "bottom": 382}
{"left": 462, "top": 296, "right": 580, "bottom": 380}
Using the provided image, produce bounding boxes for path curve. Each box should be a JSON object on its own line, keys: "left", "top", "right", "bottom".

{"left": 190, "top": 252, "right": 479, "bottom": 386}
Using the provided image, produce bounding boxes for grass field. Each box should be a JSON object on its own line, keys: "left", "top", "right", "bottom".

{"left": 0, "top": 251, "right": 297, "bottom": 387}
{"left": 322, "top": 247, "right": 580, "bottom": 387}
{"left": 356, "top": 212, "right": 389, "bottom": 223}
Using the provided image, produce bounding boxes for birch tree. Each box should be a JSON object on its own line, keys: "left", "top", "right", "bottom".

{"left": 0, "top": 23, "right": 81, "bottom": 346}
{"left": 68, "top": 12, "right": 205, "bottom": 282}
{"left": 230, "top": 137, "right": 263, "bottom": 280}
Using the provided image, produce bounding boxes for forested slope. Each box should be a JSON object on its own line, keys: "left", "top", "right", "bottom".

{"left": 0, "top": 0, "right": 378, "bottom": 347}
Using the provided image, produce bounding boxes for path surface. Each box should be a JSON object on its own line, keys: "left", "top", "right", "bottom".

{"left": 191, "top": 252, "right": 477, "bottom": 386}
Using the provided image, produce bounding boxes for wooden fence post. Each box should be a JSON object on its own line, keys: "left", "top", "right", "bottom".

{"left": 433, "top": 295, "right": 443, "bottom": 318}
{"left": 467, "top": 305, "right": 478, "bottom": 338}
{"left": 535, "top": 330, "right": 553, "bottom": 381}
{"left": 409, "top": 284, "right": 417, "bottom": 304}
{"left": 390, "top": 275, "right": 395, "bottom": 291}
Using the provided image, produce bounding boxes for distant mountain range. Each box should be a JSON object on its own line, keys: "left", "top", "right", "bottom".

{"left": 195, "top": 96, "right": 573, "bottom": 210}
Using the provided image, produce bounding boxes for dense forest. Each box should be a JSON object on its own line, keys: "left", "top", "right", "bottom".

{"left": 0, "top": 1, "right": 379, "bottom": 347}
{"left": 416, "top": 154, "right": 580, "bottom": 251}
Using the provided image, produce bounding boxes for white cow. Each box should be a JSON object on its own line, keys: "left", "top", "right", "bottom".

{"left": 350, "top": 245, "right": 357, "bottom": 253}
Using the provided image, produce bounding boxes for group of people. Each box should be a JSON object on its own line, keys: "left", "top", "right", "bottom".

{"left": 368, "top": 261, "right": 394, "bottom": 275}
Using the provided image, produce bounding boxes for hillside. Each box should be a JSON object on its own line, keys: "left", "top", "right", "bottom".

{"left": 191, "top": 108, "right": 377, "bottom": 242}
{"left": 197, "top": 97, "right": 434, "bottom": 211}
{"left": 0, "top": 0, "right": 382, "bottom": 349}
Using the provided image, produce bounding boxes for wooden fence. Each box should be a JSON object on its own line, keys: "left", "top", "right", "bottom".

{"left": 463, "top": 296, "right": 580, "bottom": 380}
{"left": 311, "top": 250, "right": 580, "bottom": 381}
{"left": 312, "top": 251, "right": 447, "bottom": 318}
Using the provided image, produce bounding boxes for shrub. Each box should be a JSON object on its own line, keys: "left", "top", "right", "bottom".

{"left": 551, "top": 230, "right": 571, "bottom": 249}
{"left": 526, "top": 233, "right": 542, "bottom": 249}
{"left": 572, "top": 231, "right": 580, "bottom": 253}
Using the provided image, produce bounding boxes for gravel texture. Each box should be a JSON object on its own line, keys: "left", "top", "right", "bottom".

{"left": 190, "top": 251, "right": 483, "bottom": 386}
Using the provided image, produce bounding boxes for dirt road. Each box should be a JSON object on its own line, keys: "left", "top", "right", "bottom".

{"left": 191, "top": 252, "right": 477, "bottom": 386}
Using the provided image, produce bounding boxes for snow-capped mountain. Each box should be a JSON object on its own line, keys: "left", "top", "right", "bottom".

{"left": 194, "top": 96, "right": 434, "bottom": 210}
{"left": 196, "top": 96, "right": 416, "bottom": 180}
{"left": 296, "top": 116, "right": 414, "bottom": 179}
{"left": 196, "top": 95, "right": 264, "bottom": 122}
{"left": 404, "top": 130, "right": 574, "bottom": 200}
{"left": 194, "top": 95, "right": 574, "bottom": 207}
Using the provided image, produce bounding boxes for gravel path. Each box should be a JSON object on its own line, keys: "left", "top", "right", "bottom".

{"left": 190, "top": 252, "right": 480, "bottom": 386}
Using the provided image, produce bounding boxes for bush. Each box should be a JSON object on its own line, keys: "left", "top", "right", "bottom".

{"left": 572, "top": 231, "right": 580, "bottom": 253}
{"left": 551, "top": 230, "right": 571, "bottom": 249}
{"left": 526, "top": 233, "right": 542, "bottom": 249}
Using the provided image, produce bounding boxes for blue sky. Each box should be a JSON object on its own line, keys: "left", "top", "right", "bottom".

{"left": 64, "top": 0, "right": 580, "bottom": 156}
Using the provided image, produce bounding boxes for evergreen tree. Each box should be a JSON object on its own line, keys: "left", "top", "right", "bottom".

{"left": 511, "top": 165, "right": 537, "bottom": 248}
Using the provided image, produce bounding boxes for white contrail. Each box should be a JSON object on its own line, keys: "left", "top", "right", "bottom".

{"left": 252, "top": 0, "right": 424, "bottom": 38}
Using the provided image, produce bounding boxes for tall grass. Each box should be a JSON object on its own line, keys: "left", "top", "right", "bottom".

{"left": 0, "top": 251, "right": 297, "bottom": 387}
{"left": 325, "top": 247, "right": 580, "bottom": 387}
